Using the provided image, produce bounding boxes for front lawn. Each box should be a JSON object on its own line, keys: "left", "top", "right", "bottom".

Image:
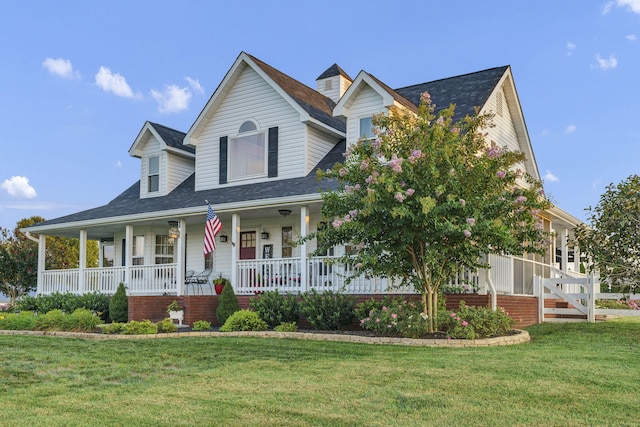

{"left": 1, "top": 319, "right": 638, "bottom": 426}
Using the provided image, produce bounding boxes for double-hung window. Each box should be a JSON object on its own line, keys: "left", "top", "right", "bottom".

{"left": 155, "top": 235, "right": 174, "bottom": 264}
{"left": 359, "top": 116, "right": 374, "bottom": 141}
{"left": 230, "top": 121, "right": 266, "bottom": 180}
{"left": 148, "top": 156, "right": 159, "bottom": 192}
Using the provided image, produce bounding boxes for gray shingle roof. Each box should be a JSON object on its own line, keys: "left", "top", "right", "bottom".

{"left": 395, "top": 65, "right": 508, "bottom": 121}
{"left": 148, "top": 122, "right": 194, "bottom": 154}
{"left": 34, "top": 141, "right": 345, "bottom": 227}
{"left": 316, "top": 64, "right": 352, "bottom": 81}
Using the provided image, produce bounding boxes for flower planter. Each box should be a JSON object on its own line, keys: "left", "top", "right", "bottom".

{"left": 169, "top": 310, "right": 184, "bottom": 326}
{"left": 214, "top": 284, "right": 225, "bottom": 295}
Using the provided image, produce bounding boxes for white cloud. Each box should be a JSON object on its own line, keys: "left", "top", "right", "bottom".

{"left": 115, "top": 160, "right": 122, "bottom": 168}
{"left": 1, "top": 176, "right": 37, "bottom": 199}
{"left": 626, "top": 34, "right": 637, "bottom": 41}
{"left": 615, "top": 0, "right": 640, "bottom": 13}
{"left": 150, "top": 84, "right": 192, "bottom": 114}
{"left": 95, "top": 66, "right": 140, "bottom": 98}
{"left": 603, "top": 1, "right": 615, "bottom": 14}
{"left": 541, "top": 129, "right": 550, "bottom": 136}
{"left": 543, "top": 170, "right": 559, "bottom": 183}
{"left": 565, "top": 124, "right": 577, "bottom": 133}
{"left": 42, "top": 57, "right": 78, "bottom": 79}
{"left": 566, "top": 42, "right": 576, "bottom": 55}
{"left": 185, "top": 77, "right": 204, "bottom": 95}
{"left": 594, "top": 54, "right": 618, "bottom": 70}
{"left": 592, "top": 179, "right": 601, "bottom": 191}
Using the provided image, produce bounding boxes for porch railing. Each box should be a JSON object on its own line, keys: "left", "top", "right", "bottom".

{"left": 235, "top": 256, "right": 413, "bottom": 295}
{"left": 40, "top": 264, "right": 178, "bottom": 296}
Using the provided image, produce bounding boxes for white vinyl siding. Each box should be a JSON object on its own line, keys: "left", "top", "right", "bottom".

{"left": 485, "top": 87, "right": 519, "bottom": 154}
{"left": 194, "top": 65, "right": 304, "bottom": 191}
{"left": 306, "top": 127, "right": 341, "bottom": 174}
{"left": 344, "top": 85, "right": 385, "bottom": 147}
{"left": 166, "top": 153, "right": 195, "bottom": 193}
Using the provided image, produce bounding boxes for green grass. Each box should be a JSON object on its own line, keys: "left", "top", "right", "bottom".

{"left": 1, "top": 319, "right": 639, "bottom": 426}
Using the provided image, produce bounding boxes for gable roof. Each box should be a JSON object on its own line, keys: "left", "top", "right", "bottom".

{"left": 316, "top": 63, "right": 352, "bottom": 81}
{"left": 129, "top": 121, "right": 194, "bottom": 158}
{"left": 395, "top": 65, "right": 509, "bottom": 121}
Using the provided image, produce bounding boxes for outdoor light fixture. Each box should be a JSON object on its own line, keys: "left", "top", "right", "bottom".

{"left": 260, "top": 228, "right": 270, "bottom": 239}
{"left": 278, "top": 209, "right": 292, "bottom": 217}
{"left": 219, "top": 234, "right": 228, "bottom": 243}
{"left": 168, "top": 220, "right": 180, "bottom": 244}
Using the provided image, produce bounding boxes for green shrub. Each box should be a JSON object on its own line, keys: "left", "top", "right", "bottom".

{"left": 0, "top": 311, "right": 36, "bottom": 330}
{"left": 101, "top": 322, "right": 125, "bottom": 334}
{"left": 65, "top": 309, "right": 101, "bottom": 332}
{"left": 157, "top": 318, "right": 178, "bottom": 333}
{"left": 123, "top": 320, "right": 157, "bottom": 335}
{"left": 192, "top": 320, "right": 211, "bottom": 331}
{"left": 216, "top": 283, "right": 240, "bottom": 325}
{"left": 250, "top": 290, "right": 300, "bottom": 328}
{"left": 220, "top": 310, "right": 268, "bottom": 332}
{"left": 109, "top": 283, "right": 128, "bottom": 323}
{"left": 357, "top": 297, "right": 429, "bottom": 338}
{"left": 438, "top": 301, "right": 515, "bottom": 339}
{"left": 34, "top": 309, "right": 65, "bottom": 331}
{"left": 77, "top": 292, "right": 111, "bottom": 322}
{"left": 274, "top": 322, "right": 298, "bottom": 332}
{"left": 16, "top": 292, "right": 111, "bottom": 321}
{"left": 299, "top": 290, "right": 357, "bottom": 330}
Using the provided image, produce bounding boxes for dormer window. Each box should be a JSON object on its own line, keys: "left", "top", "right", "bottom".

{"left": 230, "top": 120, "right": 266, "bottom": 180}
{"left": 148, "top": 156, "right": 159, "bottom": 192}
{"left": 359, "top": 116, "right": 374, "bottom": 140}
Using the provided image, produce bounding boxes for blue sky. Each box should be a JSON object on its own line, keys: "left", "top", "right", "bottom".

{"left": 0, "top": 0, "right": 639, "bottom": 231}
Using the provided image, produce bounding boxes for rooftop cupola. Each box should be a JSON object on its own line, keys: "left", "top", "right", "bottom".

{"left": 316, "top": 63, "right": 352, "bottom": 103}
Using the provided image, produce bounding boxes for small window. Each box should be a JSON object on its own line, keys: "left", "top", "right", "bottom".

{"left": 282, "top": 226, "right": 293, "bottom": 258}
{"left": 155, "top": 235, "right": 174, "bottom": 264}
{"left": 101, "top": 240, "right": 114, "bottom": 267}
{"left": 230, "top": 121, "right": 266, "bottom": 180}
{"left": 148, "top": 156, "right": 159, "bottom": 192}
{"left": 359, "top": 116, "right": 374, "bottom": 140}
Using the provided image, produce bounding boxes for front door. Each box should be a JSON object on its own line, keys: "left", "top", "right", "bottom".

{"left": 240, "top": 231, "right": 256, "bottom": 260}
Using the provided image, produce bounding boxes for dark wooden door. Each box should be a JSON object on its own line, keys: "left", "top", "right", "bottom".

{"left": 240, "top": 231, "right": 256, "bottom": 260}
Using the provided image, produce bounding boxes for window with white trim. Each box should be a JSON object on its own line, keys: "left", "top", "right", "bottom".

{"left": 230, "top": 121, "right": 266, "bottom": 180}
{"left": 282, "top": 226, "right": 293, "bottom": 258}
{"left": 155, "top": 235, "right": 174, "bottom": 264}
{"left": 132, "top": 235, "right": 145, "bottom": 266}
{"left": 148, "top": 156, "right": 159, "bottom": 192}
{"left": 359, "top": 116, "right": 374, "bottom": 140}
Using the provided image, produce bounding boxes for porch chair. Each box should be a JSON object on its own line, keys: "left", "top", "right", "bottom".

{"left": 186, "top": 268, "right": 213, "bottom": 295}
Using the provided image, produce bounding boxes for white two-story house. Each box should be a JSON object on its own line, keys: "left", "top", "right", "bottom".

{"left": 24, "top": 52, "right": 582, "bottom": 326}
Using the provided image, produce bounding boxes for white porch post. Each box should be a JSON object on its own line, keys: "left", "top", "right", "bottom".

{"left": 125, "top": 224, "right": 133, "bottom": 286}
{"left": 561, "top": 228, "right": 569, "bottom": 274}
{"left": 78, "top": 229, "right": 87, "bottom": 294}
{"left": 573, "top": 245, "right": 581, "bottom": 274}
{"left": 231, "top": 213, "right": 239, "bottom": 287}
{"left": 176, "top": 218, "right": 186, "bottom": 296}
{"left": 300, "top": 206, "right": 309, "bottom": 293}
{"left": 37, "top": 234, "right": 46, "bottom": 295}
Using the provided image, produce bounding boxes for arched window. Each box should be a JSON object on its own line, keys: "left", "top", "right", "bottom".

{"left": 229, "top": 120, "right": 266, "bottom": 180}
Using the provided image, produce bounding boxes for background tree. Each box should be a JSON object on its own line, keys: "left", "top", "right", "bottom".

{"left": 574, "top": 174, "right": 640, "bottom": 293}
{"left": 0, "top": 216, "right": 99, "bottom": 302}
{"left": 314, "top": 93, "right": 550, "bottom": 332}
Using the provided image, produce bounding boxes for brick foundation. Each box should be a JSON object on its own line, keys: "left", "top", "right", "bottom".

{"left": 128, "top": 293, "right": 539, "bottom": 328}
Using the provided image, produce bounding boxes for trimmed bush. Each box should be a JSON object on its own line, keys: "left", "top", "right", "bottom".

{"left": 357, "top": 297, "right": 429, "bottom": 338}
{"left": 299, "top": 290, "right": 357, "bottom": 330}
{"left": 216, "top": 283, "right": 240, "bottom": 325}
{"left": 250, "top": 290, "right": 300, "bottom": 328}
{"left": 0, "top": 311, "right": 36, "bottom": 330}
{"left": 34, "top": 309, "right": 65, "bottom": 331}
{"left": 274, "top": 322, "right": 298, "bottom": 332}
{"left": 100, "top": 322, "right": 125, "bottom": 334}
{"left": 192, "top": 320, "right": 211, "bottom": 331}
{"left": 109, "top": 283, "right": 128, "bottom": 323}
{"left": 123, "top": 320, "right": 157, "bottom": 335}
{"left": 438, "top": 301, "right": 515, "bottom": 339}
{"left": 16, "top": 292, "right": 111, "bottom": 321}
{"left": 220, "top": 310, "right": 268, "bottom": 332}
{"left": 157, "top": 318, "right": 178, "bottom": 333}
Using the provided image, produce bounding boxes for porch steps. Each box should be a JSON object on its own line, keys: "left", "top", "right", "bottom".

{"left": 543, "top": 299, "right": 587, "bottom": 322}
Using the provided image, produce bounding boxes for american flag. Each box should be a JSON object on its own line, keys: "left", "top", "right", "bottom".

{"left": 204, "top": 204, "right": 222, "bottom": 256}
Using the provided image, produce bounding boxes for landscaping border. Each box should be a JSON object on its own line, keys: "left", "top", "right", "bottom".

{"left": 0, "top": 329, "right": 529, "bottom": 347}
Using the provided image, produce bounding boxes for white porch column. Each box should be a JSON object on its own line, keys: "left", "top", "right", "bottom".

{"left": 176, "top": 218, "right": 186, "bottom": 296}
{"left": 231, "top": 213, "right": 239, "bottom": 287}
{"left": 78, "top": 229, "right": 87, "bottom": 293}
{"left": 573, "top": 245, "right": 581, "bottom": 274}
{"left": 125, "top": 224, "right": 133, "bottom": 286}
{"left": 37, "top": 234, "right": 46, "bottom": 295}
{"left": 300, "top": 206, "right": 309, "bottom": 292}
{"left": 561, "top": 228, "right": 569, "bottom": 274}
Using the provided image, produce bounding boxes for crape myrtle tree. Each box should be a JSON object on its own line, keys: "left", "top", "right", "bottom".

{"left": 313, "top": 92, "right": 551, "bottom": 332}
{"left": 0, "top": 216, "right": 98, "bottom": 303}
{"left": 574, "top": 174, "right": 640, "bottom": 293}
